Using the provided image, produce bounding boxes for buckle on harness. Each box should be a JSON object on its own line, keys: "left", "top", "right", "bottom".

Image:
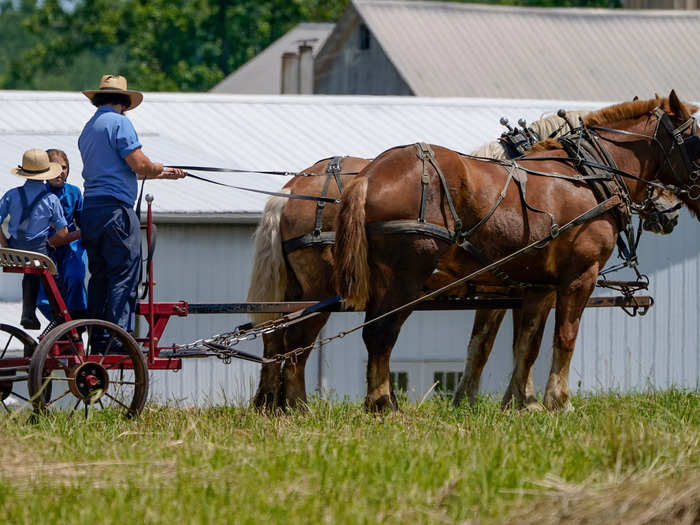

{"left": 550, "top": 223, "right": 560, "bottom": 239}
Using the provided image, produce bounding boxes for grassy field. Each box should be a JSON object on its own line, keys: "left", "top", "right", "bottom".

{"left": 0, "top": 390, "right": 698, "bottom": 524}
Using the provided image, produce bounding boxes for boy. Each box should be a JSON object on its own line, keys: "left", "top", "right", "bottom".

{"left": 0, "top": 149, "right": 80, "bottom": 329}
{"left": 37, "top": 149, "right": 88, "bottom": 324}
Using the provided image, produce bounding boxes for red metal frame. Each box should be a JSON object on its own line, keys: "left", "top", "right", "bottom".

{"left": 0, "top": 197, "right": 184, "bottom": 374}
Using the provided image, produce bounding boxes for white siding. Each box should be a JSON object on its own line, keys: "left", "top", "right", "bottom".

{"left": 142, "top": 222, "right": 262, "bottom": 405}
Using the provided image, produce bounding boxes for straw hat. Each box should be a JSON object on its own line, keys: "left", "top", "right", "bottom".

{"left": 82, "top": 75, "right": 143, "bottom": 110}
{"left": 11, "top": 149, "right": 61, "bottom": 181}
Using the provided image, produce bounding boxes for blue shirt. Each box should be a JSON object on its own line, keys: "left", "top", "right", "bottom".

{"left": 78, "top": 106, "right": 142, "bottom": 206}
{"left": 0, "top": 180, "right": 67, "bottom": 241}
{"left": 49, "top": 183, "right": 83, "bottom": 232}
{"left": 49, "top": 182, "right": 85, "bottom": 256}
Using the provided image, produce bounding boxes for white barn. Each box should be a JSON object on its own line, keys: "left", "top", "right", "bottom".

{"left": 0, "top": 91, "right": 697, "bottom": 405}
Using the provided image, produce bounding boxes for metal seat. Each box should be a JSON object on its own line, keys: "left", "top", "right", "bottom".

{"left": 0, "top": 247, "right": 57, "bottom": 275}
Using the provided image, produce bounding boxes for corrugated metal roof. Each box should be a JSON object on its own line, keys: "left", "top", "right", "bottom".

{"left": 0, "top": 90, "right": 613, "bottom": 218}
{"left": 210, "top": 23, "right": 335, "bottom": 94}
{"left": 348, "top": 0, "right": 700, "bottom": 100}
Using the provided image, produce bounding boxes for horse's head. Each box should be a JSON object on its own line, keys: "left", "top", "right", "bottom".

{"left": 639, "top": 187, "right": 681, "bottom": 234}
{"left": 652, "top": 90, "right": 700, "bottom": 218}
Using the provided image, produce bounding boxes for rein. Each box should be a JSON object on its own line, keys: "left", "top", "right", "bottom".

{"left": 183, "top": 172, "right": 340, "bottom": 204}
{"left": 166, "top": 165, "right": 362, "bottom": 177}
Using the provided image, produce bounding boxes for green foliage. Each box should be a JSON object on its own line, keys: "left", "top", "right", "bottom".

{"left": 0, "top": 0, "right": 350, "bottom": 91}
{"left": 0, "top": 390, "right": 698, "bottom": 523}
{"left": 0, "top": 0, "right": 620, "bottom": 92}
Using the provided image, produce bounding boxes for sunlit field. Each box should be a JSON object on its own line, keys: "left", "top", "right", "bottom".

{"left": 1, "top": 390, "right": 698, "bottom": 524}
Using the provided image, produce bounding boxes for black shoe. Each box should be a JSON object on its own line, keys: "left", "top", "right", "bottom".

{"left": 21, "top": 275, "right": 41, "bottom": 330}
{"left": 20, "top": 315, "right": 41, "bottom": 330}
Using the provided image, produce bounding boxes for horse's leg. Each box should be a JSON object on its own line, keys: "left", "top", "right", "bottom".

{"left": 363, "top": 237, "right": 441, "bottom": 412}
{"left": 253, "top": 331, "right": 285, "bottom": 410}
{"left": 453, "top": 309, "right": 507, "bottom": 407}
{"left": 362, "top": 308, "right": 413, "bottom": 412}
{"left": 544, "top": 267, "right": 598, "bottom": 411}
{"left": 282, "top": 312, "right": 331, "bottom": 409}
{"left": 502, "top": 290, "right": 555, "bottom": 410}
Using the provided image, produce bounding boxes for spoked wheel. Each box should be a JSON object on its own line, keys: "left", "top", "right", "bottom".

{"left": 28, "top": 319, "right": 149, "bottom": 418}
{"left": 0, "top": 323, "right": 38, "bottom": 412}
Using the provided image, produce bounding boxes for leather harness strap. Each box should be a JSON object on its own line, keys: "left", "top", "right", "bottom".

{"left": 284, "top": 157, "right": 344, "bottom": 255}
{"left": 283, "top": 231, "right": 336, "bottom": 253}
{"left": 415, "top": 143, "right": 463, "bottom": 234}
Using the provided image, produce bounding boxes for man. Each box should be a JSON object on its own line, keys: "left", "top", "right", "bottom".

{"left": 0, "top": 149, "right": 79, "bottom": 329}
{"left": 78, "top": 75, "right": 184, "bottom": 348}
{"left": 37, "top": 149, "right": 88, "bottom": 326}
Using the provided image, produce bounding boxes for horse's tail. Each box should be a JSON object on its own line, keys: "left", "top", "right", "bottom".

{"left": 246, "top": 191, "right": 289, "bottom": 323}
{"left": 334, "top": 176, "right": 370, "bottom": 310}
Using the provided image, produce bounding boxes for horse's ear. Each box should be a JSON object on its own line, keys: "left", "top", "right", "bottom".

{"left": 655, "top": 93, "right": 661, "bottom": 102}
{"left": 669, "top": 89, "right": 691, "bottom": 120}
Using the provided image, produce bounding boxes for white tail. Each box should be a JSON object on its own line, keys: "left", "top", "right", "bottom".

{"left": 246, "top": 191, "right": 289, "bottom": 323}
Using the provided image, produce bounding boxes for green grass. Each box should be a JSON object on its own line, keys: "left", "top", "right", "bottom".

{"left": 0, "top": 390, "right": 697, "bottom": 524}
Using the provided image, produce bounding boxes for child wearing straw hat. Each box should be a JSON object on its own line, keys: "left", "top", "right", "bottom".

{"left": 0, "top": 149, "right": 81, "bottom": 329}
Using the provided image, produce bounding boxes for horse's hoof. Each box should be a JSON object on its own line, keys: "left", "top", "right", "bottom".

{"left": 252, "top": 391, "right": 283, "bottom": 413}
{"left": 543, "top": 393, "right": 571, "bottom": 412}
{"left": 522, "top": 401, "right": 545, "bottom": 412}
{"left": 364, "top": 394, "right": 397, "bottom": 413}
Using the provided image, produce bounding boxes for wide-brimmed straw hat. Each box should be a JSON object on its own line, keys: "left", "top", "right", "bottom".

{"left": 82, "top": 75, "right": 143, "bottom": 110}
{"left": 11, "top": 149, "right": 62, "bottom": 181}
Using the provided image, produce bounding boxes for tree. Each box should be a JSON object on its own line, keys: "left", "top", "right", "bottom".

{"left": 2, "top": 0, "right": 350, "bottom": 91}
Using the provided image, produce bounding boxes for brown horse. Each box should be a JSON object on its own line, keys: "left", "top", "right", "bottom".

{"left": 334, "top": 92, "right": 700, "bottom": 411}
{"left": 247, "top": 157, "right": 370, "bottom": 409}
{"left": 248, "top": 110, "right": 681, "bottom": 411}
{"left": 247, "top": 112, "right": 578, "bottom": 410}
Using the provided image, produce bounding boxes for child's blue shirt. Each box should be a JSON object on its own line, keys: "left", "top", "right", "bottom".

{"left": 0, "top": 180, "right": 67, "bottom": 241}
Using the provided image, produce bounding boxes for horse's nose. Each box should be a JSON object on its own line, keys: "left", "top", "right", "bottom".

{"left": 663, "top": 215, "right": 679, "bottom": 234}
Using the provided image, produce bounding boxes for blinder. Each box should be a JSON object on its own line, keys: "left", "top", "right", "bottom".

{"left": 653, "top": 106, "right": 700, "bottom": 185}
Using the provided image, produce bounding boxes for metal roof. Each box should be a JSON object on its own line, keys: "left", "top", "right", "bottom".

{"left": 0, "top": 89, "right": 616, "bottom": 219}
{"left": 210, "top": 23, "right": 335, "bottom": 95}
{"left": 341, "top": 0, "right": 700, "bottom": 100}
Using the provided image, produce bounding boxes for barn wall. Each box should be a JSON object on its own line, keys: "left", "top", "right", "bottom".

{"left": 314, "top": 20, "right": 412, "bottom": 95}
{"left": 137, "top": 222, "right": 262, "bottom": 406}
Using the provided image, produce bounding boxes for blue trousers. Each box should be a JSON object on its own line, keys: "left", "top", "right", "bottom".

{"left": 79, "top": 198, "right": 141, "bottom": 335}
{"left": 37, "top": 244, "right": 88, "bottom": 320}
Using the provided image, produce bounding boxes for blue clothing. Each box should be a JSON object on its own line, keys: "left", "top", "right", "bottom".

{"left": 0, "top": 180, "right": 67, "bottom": 241}
{"left": 37, "top": 182, "right": 88, "bottom": 318}
{"left": 80, "top": 197, "right": 141, "bottom": 336}
{"left": 78, "top": 106, "right": 142, "bottom": 206}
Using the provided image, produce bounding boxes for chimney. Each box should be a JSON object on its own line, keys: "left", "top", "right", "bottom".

{"left": 281, "top": 52, "right": 299, "bottom": 94}
{"left": 298, "top": 44, "right": 314, "bottom": 94}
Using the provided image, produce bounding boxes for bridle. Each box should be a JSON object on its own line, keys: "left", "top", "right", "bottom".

{"left": 587, "top": 105, "right": 700, "bottom": 200}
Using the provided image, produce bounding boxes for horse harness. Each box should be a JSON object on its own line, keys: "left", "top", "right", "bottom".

{"left": 282, "top": 157, "right": 344, "bottom": 254}
{"left": 366, "top": 106, "right": 699, "bottom": 289}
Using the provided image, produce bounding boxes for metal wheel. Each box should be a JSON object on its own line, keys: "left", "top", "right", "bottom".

{"left": 28, "top": 319, "right": 149, "bottom": 418}
{"left": 0, "top": 323, "right": 38, "bottom": 412}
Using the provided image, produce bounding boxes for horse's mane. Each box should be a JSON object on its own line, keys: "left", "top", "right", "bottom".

{"left": 583, "top": 97, "right": 699, "bottom": 126}
{"left": 530, "top": 97, "right": 699, "bottom": 152}
{"left": 582, "top": 99, "right": 660, "bottom": 127}
{"left": 469, "top": 110, "right": 590, "bottom": 159}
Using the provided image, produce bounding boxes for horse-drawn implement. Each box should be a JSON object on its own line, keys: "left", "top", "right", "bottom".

{"left": 2, "top": 92, "right": 697, "bottom": 417}
{"left": 0, "top": 190, "right": 654, "bottom": 418}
